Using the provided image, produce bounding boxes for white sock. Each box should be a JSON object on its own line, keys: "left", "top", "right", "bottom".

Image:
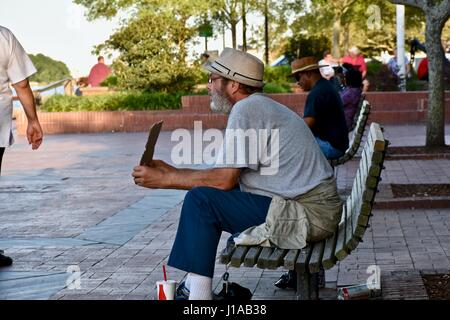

{"left": 188, "top": 273, "right": 212, "bottom": 300}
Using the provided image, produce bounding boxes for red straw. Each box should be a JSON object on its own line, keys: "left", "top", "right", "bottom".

{"left": 163, "top": 265, "right": 167, "bottom": 281}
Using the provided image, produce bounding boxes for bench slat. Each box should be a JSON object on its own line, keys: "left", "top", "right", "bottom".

{"left": 219, "top": 244, "right": 236, "bottom": 264}
{"left": 335, "top": 212, "right": 348, "bottom": 261}
{"left": 331, "top": 100, "right": 371, "bottom": 166}
{"left": 345, "top": 200, "right": 356, "bottom": 252}
{"left": 267, "top": 248, "right": 289, "bottom": 269}
{"left": 257, "top": 247, "right": 275, "bottom": 269}
{"left": 244, "top": 246, "right": 263, "bottom": 267}
{"left": 284, "top": 249, "right": 300, "bottom": 270}
{"left": 309, "top": 240, "right": 325, "bottom": 273}
{"left": 296, "top": 245, "right": 313, "bottom": 272}
{"left": 230, "top": 246, "right": 250, "bottom": 268}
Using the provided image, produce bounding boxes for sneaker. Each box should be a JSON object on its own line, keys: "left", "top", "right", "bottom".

{"left": 175, "top": 281, "right": 190, "bottom": 300}
{"left": 274, "top": 270, "right": 296, "bottom": 290}
{"left": 0, "top": 253, "right": 13, "bottom": 267}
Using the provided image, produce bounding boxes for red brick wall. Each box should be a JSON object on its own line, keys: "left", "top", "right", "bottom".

{"left": 15, "top": 91, "right": 450, "bottom": 135}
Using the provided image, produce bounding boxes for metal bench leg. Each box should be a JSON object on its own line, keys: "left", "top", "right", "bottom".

{"left": 295, "top": 266, "right": 311, "bottom": 300}
{"left": 309, "top": 273, "right": 320, "bottom": 300}
{"left": 319, "top": 265, "right": 325, "bottom": 288}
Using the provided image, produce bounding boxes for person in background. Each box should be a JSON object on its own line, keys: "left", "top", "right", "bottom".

{"left": 87, "top": 56, "right": 111, "bottom": 87}
{"left": 387, "top": 48, "right": 411, "bottom": 79}
{"left": 340, "top": 67, "right": 363, "bottom": 131}
{"left": 341, "top": 46, "right": 367, "bottom": 78}
{"left": 0, "top": 25, "right": 44, "bottom": 267}
{"left": 341, "top": 46, "right": 369, "bottom": 92}
{"left": 319, "top": 51, "right": 342, "bottom": 92}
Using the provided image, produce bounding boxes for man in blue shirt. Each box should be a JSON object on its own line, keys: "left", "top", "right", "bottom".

{"left": 292, "top": 56, "right": 349, "bottom": 160}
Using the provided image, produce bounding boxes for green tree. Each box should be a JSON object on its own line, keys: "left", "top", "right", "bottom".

{"left": 283, "top": 34, "right": 331, "bottom": 62}
{"left": 28, "top": 54, "right": 71, "bottom": 84}
{"left": 74, "top": 0, "right": 209, "bottom": 92}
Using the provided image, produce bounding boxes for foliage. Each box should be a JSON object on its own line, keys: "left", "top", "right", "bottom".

{"left": 263, "top": 82, "right": 292, "bottom": 93}
{"left": 28, "top": 54, "right": 71, "bottom": 83}
{"left": 365, "top": 59, "right": 399, "bottom": 91}
{"left": 41, "top": 91, "right": 182, "bottom": 112}
{"left": 100, "top": 75, "right": 118, "bottom": 87}
{"left": 283, "top": 35, "right": 331, "bottom": 61}
{"left": 264, "top": 66, "right": 293, "bottom": 84}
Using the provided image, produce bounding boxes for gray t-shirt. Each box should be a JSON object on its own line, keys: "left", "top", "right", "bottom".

{"left": 214, "top": 93, "right": 334, "bottom": 199}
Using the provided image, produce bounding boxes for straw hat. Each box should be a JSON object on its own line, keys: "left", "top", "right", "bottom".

{"left": 291, "top": 56, "right": 328, "bottom": 75}
{"left": 203, "top": 47, "right": 264, "bottom": 88}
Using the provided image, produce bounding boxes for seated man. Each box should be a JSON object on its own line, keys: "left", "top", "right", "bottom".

{"left": 132, "top": 48, "right": 342, "bottom": 300}
{"left": 292, "top": 56, "right": 349, "bottom": 160}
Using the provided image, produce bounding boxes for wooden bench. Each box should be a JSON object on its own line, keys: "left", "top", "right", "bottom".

{"left": 348, "top": 94, "right": 366, "bottom": 132}
{"left": 219, "top": 122, "right": 388, "bottom": 300}
{"left": 330, "top": 98, "right": 371, "bottom": 167}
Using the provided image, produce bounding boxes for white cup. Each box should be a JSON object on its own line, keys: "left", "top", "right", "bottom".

{"left": 156, "top": 280, "right": 177, "bottom": 300}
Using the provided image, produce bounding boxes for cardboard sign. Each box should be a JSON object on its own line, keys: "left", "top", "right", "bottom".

{"left": 139, "top": 121, "right": 163, "bottom": 166}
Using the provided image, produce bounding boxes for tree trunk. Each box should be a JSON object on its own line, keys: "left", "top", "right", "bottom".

{"left": 223, "top": 24, "right": 226, "bottom": 50}
{"left": 343, "top": 24, "right": 350, "bottom": 54}
{"left": 425, "top": 14, "right": 445, "bottom": 148}
{"left": 242, "top": 0, "right": 247, "bottom": 52}
{"left": 231, "top": 21, "right": 237, "bottom": 49}
{"left": 332, "top": 17, "right": 341, "bottom": 58}
{"left": 264, "top": 0, "right": 269, "bottom": 65}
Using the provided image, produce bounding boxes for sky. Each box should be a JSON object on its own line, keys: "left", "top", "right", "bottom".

{"left": 0, "top": 0, "right": 258, "bottom": 78}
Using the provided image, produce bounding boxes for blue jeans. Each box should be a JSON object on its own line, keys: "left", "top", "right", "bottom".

{"left": 315, "top": 137, "right": 345, "bottom": 160}
{"left": 168, "top": 186, "right": 272, "bottom": 278}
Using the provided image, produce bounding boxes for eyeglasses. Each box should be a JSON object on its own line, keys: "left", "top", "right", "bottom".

{"left": 208, "top": 76, "right": 223, "bottom": 84}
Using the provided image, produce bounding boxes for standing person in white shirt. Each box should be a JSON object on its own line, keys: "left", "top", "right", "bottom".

{"left": 0, "top": 26, "right": 43, "bottom": 267}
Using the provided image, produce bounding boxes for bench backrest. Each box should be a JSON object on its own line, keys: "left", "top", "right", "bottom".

{"left": 348, "top": 93, "right": 366, "bottom": 132}
{"left": 330, "top": 99, "right": 371, "bottom": 166}
{"left": 333, "top": 122, "right": 388, "bottom": 261}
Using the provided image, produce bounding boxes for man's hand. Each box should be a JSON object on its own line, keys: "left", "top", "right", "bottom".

{"left": 26, "top": 120, "right": 43, "bottom": 150}
{"left": 132, "top": 160, "right": 176, "bottom": 189}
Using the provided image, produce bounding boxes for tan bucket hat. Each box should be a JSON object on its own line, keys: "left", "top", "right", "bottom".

{"left": 203, "top": 47, "right": 264, "bottom": 88}
{"left": 291, "top": 56, "right": 329, "bottom": 75}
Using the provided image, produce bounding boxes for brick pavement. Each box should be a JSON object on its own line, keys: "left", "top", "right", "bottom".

{"left": 0, "top": 124, "right": 449, "bottom": 300}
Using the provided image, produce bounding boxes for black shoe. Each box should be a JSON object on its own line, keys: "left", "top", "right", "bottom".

{"left": 274, "top": 270, "right": 296, "bottom": 290}
{"left": 214, "top": 282, "right": 252, "bottom": 301}
{"left": 0, "top": 253, "right": 13, "bottom": 267}
{"left": 175, "top": 281, "right": 190, "bottom": 300}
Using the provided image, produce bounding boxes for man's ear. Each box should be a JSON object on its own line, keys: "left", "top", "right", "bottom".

{"left": 229, "top": 80, "right": 240, "bottom": 95}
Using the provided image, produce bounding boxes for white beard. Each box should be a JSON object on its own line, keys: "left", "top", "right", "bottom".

{"left": 210, "top": 91, "right": 233, "bottom": 114}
